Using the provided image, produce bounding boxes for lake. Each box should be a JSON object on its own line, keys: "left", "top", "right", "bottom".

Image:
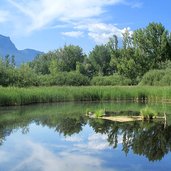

{"left": 0, "top": 102, "right": 171, "bottom": 171}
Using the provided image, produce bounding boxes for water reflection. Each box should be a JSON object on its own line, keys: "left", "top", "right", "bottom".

{"left": 10, "top": 140, "right": 107, "bottom": 171}
{"left": 0, "top": 102, "right": 171, "bottom": 171}
{"left": 89, "top": 119, "right": 171, "bottom": 161}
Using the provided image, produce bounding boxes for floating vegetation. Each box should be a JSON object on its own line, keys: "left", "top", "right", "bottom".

{"left": 94, "top": 109, "right": 106, "bottom": 117}
{"left": 86, "top": 107, "right": 165, "bottom": 122}
{"left": 140, "top": 106, "right": 158, "bottom": 120}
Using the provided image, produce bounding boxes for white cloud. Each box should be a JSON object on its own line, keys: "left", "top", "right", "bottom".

{"left": 62, "top": 31, "right": 84, "bottom": 38}
{"left": 0, "top": 10, "right": 9, "bottom": 23}
{"left": 75, "top": 22, "right": 132, "bottom": 44}
{"left": 6, "top": 0, "right": 134, "bottom": 45}
{"left": 7, "top": 0, "right": 124, "bottom": 32}
{"left": 131, "top": 2, "right": 143, "bottom": 8}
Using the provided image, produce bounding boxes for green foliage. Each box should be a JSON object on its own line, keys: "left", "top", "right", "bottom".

{"left": 16, "top": 64, "right": 40, "bottom": 87}
{"left": 110, "top": 48, "right": 138, "bottom": 83}
{"left": 0, "top": 56, "right": 17, "bottom": 86}
{"left": 139, "top": 69, "right": 171, "bottom": 86}
{"left": 1, "top": 22, "right": 171, "bottom": 87}
{"left": 133, "top": 22, "right": 171, "bottom": 69}
{"left": 53, "top": 45, "right": 85, "bottom": 72}
{"left": 140, "top": 106, "right": 158, "bottom": 120}
{"left": 139, "top": 70, "right": 165, "bottom": 86}
{"left": 30, "top": 45, "right": 85, "bottom": 74}
{"left": 89, "top": 45, "right": 112, "bottom": 76}
{"left": 50, "top": 72, "right": 90, "bottom": 86}
{"left": 30, "top": 52, "right": 54, "bottom": 74}
{"left": 1, "top": 86, "right": 171, "bottom": 106}
{"left": 95, "top": 109, "right": 105, "bottom": 117}
{"left": 110, "top": 22, "right": 171, "bottom": 83}
{"left": 91, "top": 74, "right": 131, "bottom": 86}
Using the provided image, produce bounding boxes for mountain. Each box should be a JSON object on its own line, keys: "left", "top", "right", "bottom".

{"left": 0, "top": 34, "right": 43, "bottom": 65}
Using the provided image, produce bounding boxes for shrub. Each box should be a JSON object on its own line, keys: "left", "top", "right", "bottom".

{"left": 91, "top": 74, "right": 131, "bottom": 86}
{"left": 139, "top": 70, "right": 165, "bottom": 86}
{"left": 95, "top": 109, "right": 105, "bottom": 117}
{"left": 140, "top": 106, "right": 158, "bottom": 120}
{"left": 51, "top": 72, "right": 90, "bottom": 86}
{"left": 139, "top": 69, "right": 171, "bottom": 86}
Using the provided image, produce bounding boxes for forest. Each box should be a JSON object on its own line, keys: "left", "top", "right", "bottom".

{"left": 1, "top": 22, "right": 171, "bottom": 87}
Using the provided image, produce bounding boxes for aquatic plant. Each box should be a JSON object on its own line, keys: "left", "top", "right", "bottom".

{"left": 95, "top": 109, "right": 105, "bottom": 117}
{"left": 0, "top": 86, "right": 171, "bottom": 106}
{"left": 140, "top": 106, "right": 158, "bottom": 120}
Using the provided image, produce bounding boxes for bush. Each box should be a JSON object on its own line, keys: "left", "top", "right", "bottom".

{"left": 50, "top": 72, "right": 90, "bottom": 86}
{"left": 95, "top": 109, "right": 105, "bottom": 117}
{"left": 139, "top": 69, "right": 171, "bottom": 86}
{"left": 140, "top": 106, "right": 158, "bottom": 120}
{"left": 91, "top": 74, "right": 131, "bottom": 86}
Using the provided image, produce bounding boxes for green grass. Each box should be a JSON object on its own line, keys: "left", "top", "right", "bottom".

{"left": 94, "top": 109, "right": 105, "bottom": 117}
{"left": 140, "top": 106, "right": 158, "bottom": 120}
{"left": 0, "top": 86, "right": 171, "bottom": 106}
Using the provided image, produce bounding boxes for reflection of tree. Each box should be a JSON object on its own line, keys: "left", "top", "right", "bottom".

{"left": 55, "top": 116, "right": 86, "bottom": 136}
{"left": 0, "top": 112, "right": 86, "bottom": 145}
{"left": 0, "top": 121, "right": 30, "bottom": 145}
{"left": 89, "top": 119, "right": 171, "bottom": 161}
{"left": 132, "top": 123, "right": 171, "bottom": 161}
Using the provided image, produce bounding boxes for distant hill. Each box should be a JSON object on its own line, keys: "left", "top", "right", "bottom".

{"left": 0, "top": 34, "right": 43, "bottom": 65}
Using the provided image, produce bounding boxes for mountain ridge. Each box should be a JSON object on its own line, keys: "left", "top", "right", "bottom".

{"left": 0, "top": 34, "right": 43, "bottom": 65}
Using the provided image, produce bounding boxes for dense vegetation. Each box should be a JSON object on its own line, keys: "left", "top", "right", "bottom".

{"left": 1, "top": 22, "right": 171, "bottom": 87}
{"left": 0, "top": 86, "right": 171, "bottom": 106}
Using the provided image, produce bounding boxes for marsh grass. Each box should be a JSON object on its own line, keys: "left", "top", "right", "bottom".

{"left": 140, "top": 106, "right": 158, "bottom": 120}
{"left": 95, "top": 109, "right": 105, "bottom": 117}
{"left": 1, "top": 86, "right": 171, "bottom": 106}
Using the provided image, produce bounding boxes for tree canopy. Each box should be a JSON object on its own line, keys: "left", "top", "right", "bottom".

{"left": 1, "top": 22, "right": 171, "bottom": 87}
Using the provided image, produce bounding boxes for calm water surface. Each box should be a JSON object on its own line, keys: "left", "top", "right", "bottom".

{"left": 0, "top": 102, "right": 171, "bottom": 171}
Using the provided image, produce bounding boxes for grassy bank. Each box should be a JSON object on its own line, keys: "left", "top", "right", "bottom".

{"left": 0, "top": 86, "right": 171, "bottom": 106}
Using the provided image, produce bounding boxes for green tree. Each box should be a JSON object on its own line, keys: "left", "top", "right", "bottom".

{"left": 89, "top": 45, "right": 111, "bottom": 76}
{"left": 122, "top": 28, "right": 132, "bottom": 50}
{"left": 133, "top": 22, "right": 171, "bottom": 69}
{"left": 54, "top": 45, "right": 85, "bottom": 72}
{"left": 107, "top": 35, "right": 118, "bottom": 52}
{"left": 30, "top": 52, "right": 55, "bottom": 75}
{"left": 11, "top": 55, "right": 16, "bottom": 68}
{"left": 17, "top": 64, "right": 40, "bottom": 87}
{"left": 49, "top": 59, "right": 59, "bottom": 76}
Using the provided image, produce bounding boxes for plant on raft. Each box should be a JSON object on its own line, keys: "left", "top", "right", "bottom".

{"left": 140, "top": 106, "right": 158, "bottom": 120}
{"left": 95, "top": 109, "right": 105, "bottom": 117}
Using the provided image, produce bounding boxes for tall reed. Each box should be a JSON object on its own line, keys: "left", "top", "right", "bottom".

{"left": 0, "top": 86, "right": 171, "bottom": 106}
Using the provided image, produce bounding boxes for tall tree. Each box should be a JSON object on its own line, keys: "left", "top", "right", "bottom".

{"left": 89, "top": 45, "right": 111, "bottom": 76}
{"left": 122, "top": 28, "right": 132, "bottom": 49}
{"left": 133, "top": 22, "right": 171, "bottom": 69}
{"left": 55, "top": 45, "right": 85, "bottom": 72}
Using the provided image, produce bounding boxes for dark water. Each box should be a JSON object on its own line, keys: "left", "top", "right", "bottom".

{"left": 0, "top": 102, "right": 171, "bottom": 171}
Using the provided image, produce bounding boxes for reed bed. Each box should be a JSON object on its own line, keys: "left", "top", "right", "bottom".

{"left": 0, "top": 86, "right": 171, "bottom": 106}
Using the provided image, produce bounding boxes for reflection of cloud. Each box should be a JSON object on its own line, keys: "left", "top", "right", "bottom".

{"left": 10, "top": 140, "right": 114, "bottom": 171}
{"left": 0, "top": 151, "right": 10, "bottom": 163}
{"left": 76, "top": 133, "right": 109, "bottom": 150}
{"left": 117, "top": 134, "right": 123, "bottom": 144}
{"left": 64, "top": 135, "right": 82, "bottom": 142}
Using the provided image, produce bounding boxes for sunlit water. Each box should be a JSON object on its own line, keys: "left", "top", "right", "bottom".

{"left": 0, "top": 102, "right": 171, "bottom": 171}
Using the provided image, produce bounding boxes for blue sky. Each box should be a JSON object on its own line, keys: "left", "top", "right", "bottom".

{"left": 0, "top": 0, "right": 170, "bottom": 53}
